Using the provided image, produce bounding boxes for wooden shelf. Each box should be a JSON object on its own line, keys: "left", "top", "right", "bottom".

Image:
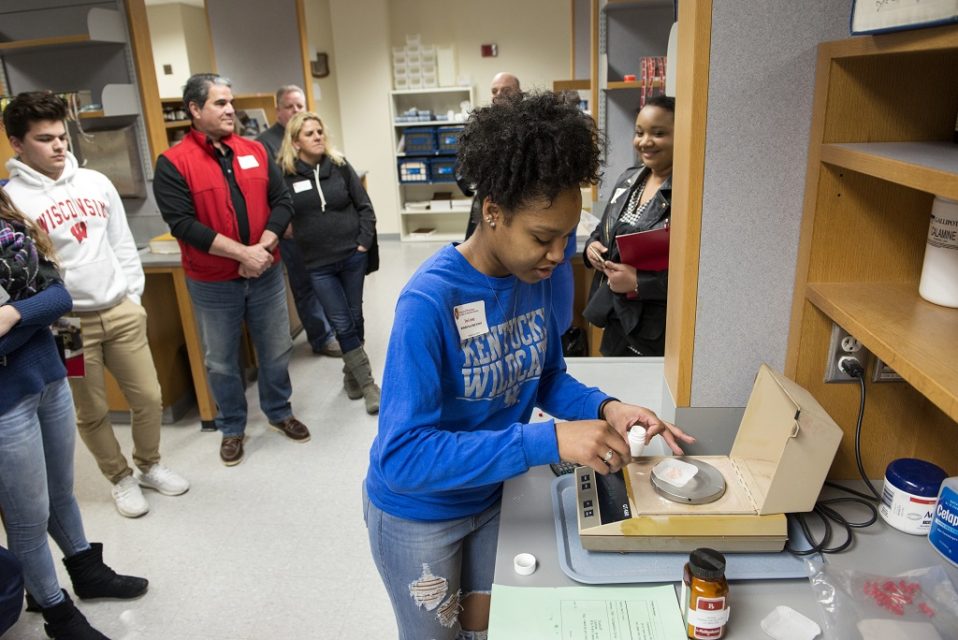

{"left": 0, "top": 8, "right": 125, "bottom": 54}
{"left": 553, "top": 79, "right": 591, "bottom": 91}
{"left": 821, "top": 142, "right": 958, "bottom": 200}
{"left": 606, "top": 80, "right": 663, "bottom": 90}
{"left": 806, "top": 281, "right": 958, "bottom": 424}
{"left": 164, "top": 121, "right": 191, "bottom": 129}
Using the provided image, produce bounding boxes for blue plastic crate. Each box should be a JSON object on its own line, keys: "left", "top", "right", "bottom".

{"left": 403, "top": 127, "right": 437, "bottom": 154}
{"left": 429, "top": 157, "right": 457, "bottom": 182}
{"left": 398, "top": 158, "right": 429, "bottom": 183}
{"left": 436, "top": 126, "right": 464, "bottom": 154}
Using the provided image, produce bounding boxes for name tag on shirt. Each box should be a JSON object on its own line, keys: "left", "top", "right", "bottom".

{"left": 237, "top": 155, "right": 260, "bottom": 170}
{"left": 454, "top": 301, "right": 489, "bottom": 341}
{"left": 610, "top": 187, "right": 628, "bottom": 204}
{"left": 292, "top": 180, "right": 313, "bottom": 193}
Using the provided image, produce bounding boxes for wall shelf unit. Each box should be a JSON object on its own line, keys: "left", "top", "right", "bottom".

{"left": 0, "top": 7, "right": 126, "bottom": 54}
{"left": 785, "top": 24, "right": 958, "bottom": 478}
{"left": 596, "top": 0, "right": 673, "bottom": 204}
{"left": 389, "top": 86, "right": 474, "bottom": 242}
{"left": 0, "top": 5, "right": 144, "bottom": 181}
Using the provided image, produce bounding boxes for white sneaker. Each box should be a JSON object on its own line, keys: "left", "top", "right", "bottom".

{"left": 112, "top": 475, "right": 149, "bottom": 518}
{"left": 138, "top": 463, "right": 190, "bottom": 496}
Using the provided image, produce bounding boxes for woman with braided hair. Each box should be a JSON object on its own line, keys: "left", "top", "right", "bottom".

{"left": 0, "top": 188, "right": 147, "bottom": 640}
{"left": 364, "top": 91, "right": 694, "bottom": 639}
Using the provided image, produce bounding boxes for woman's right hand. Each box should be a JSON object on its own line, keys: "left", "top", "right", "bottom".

{"left": 587, "top": 241, "right": 608, "bottom": 271}
{"left": 555, "top": 420, "right": 631, "bottom": 475}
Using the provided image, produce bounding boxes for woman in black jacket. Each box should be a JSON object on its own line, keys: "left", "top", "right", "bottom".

{"left": 277, "top": 112, "right": 381, "bottom": 414}
{"left": 583, "top": 95, "right": 674, "bottom": 357}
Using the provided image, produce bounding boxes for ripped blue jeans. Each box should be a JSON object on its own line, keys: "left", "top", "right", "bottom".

{"left": 364, "top": 488, "right": 499, "bottom": 640}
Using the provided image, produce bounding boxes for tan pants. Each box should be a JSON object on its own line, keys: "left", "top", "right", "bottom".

{"left": 69, "top": 297, "right": 162, "bottom": 484}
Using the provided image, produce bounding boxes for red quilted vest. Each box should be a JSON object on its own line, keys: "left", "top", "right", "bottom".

{"left": 162, "top": 128, "right": 278, "bottom": 281}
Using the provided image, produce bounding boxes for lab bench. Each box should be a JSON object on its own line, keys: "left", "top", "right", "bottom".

{"left": 493, "top": 359, "right": 958, "bottom": 638}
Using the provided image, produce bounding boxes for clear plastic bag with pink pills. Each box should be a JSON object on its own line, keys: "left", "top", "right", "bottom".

{"left": 806, "top": 559, "right": 958, "bottom": 639}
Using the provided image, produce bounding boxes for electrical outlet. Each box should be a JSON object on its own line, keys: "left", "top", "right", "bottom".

{"left": 824, "top": 323, "right": 871, "bottom": 383}
{"left": 873, "top": 357, "right": 905, "bottom": 383}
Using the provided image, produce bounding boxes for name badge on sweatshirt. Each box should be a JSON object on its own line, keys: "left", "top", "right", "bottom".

{"left": 292, "top": 180, "right": 313, "bottom": 193}
{"left": 237, "top": 155, "right": 259, "bottom": 170}
{"left": 454, "top": 301, "right": 489, "bottom": 341}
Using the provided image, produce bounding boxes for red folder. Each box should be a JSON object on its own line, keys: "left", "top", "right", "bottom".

{"left": 615, "top": 226, "right": 670, "bottom": 271}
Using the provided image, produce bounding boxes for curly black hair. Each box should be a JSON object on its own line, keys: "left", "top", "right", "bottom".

{"left": 457, "top": 91, "right": 602, "bottom": 215}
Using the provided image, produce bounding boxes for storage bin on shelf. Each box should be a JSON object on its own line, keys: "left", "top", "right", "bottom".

{"left": 429, "top": 157, "right": 457, "bottom": 182}
{"left": 402, "top": 127, "right": 437, "bottom": 153}
{"left": 437, "top": 126, "right": 464, "bottom": 154}
{"left": 398, "top": 158, "right": 430, "bottom": 183}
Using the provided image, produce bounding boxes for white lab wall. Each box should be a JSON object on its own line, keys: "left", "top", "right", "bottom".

{"left": 146, "top": 3, "right": 194, "bottom": 98}
{"left": 389, "top": 0, "right": 570, "bottom": 103}
{"left": 302, "top": 0, "right": 344, "bottom": 154}
{"left": 328, "top": 0, "right": 400, "bottom": 235}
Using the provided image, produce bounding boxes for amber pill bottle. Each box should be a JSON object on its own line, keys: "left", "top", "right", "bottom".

{"left": 681, "top": 548, "right": 729, "bottom": 639}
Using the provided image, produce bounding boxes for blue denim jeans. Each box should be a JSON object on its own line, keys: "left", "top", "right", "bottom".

{"left": 364, "top": 488, "right": 499, "bottom": 640}
{"left": 0, "top": 378, "right": 89, "bottom": 608}
{"left": 186, "top": 265, "right": 294, "bottom": 437}
{"left": 279, "top": 238, "right": 335, "bottom": 351}
{"left": 307, "top": 250, "right": 368, "bottom": 353}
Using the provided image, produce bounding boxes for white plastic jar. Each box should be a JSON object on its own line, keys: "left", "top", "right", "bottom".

{"left": 879, "top": 458, "right": 947, "bottom": 535}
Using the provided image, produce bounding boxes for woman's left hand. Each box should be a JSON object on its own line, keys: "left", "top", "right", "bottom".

{"left": 604, "top": 262, "right": 638, "bottom": 294}
{"left": 357, "top": 245, "right": 368, "bottom": 253}
{"left": 602, "top": 400, "right": 696, "bottom": 455}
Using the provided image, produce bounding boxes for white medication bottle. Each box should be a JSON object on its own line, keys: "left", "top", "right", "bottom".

{"left": 628, "top": 426, "right": 647, "bottom": 458}
{"left": 879, "top": 458, "right": 947, "bottom": 535}
{"left": 929, "top": 476, "right": 958, "bottom": 566}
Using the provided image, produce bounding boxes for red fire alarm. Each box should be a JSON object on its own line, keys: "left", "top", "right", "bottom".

{"left": 481, "top": 43, "right": 498, "bottom": 58}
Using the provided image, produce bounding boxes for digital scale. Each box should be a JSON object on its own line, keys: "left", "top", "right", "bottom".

{"left": 575, "top": 365, "right": 844, "bottom": 553}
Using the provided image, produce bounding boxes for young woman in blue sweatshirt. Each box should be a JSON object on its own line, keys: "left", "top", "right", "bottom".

{"left": 0, "top": 188, "right": 146, "bottom": 639}
{"left": 364, "top": 92, "right": 695, "bottom": 640}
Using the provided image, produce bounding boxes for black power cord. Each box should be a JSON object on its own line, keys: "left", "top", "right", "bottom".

{"left": 786, "top": 356, "right": 880, "bottom": 555}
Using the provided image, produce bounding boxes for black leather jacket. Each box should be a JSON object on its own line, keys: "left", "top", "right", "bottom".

{"left": 582, "top": 166, "right": 671, "bottom": 351}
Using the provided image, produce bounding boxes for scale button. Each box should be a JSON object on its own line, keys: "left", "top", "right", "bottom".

{"left": 581, "top": 482, "right": 591, "bottom": 490}
{"left": 584, "top": 509, "right": 594, "bottom": 517}
{"left": 583, "top": 500, "right": 593, "bottom": 508}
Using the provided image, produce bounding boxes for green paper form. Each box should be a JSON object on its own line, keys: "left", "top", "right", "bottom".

{"left": 488, "top": 584, "right": 687, "bottom": 640}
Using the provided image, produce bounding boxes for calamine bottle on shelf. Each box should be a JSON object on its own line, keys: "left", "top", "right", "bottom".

{"left": 681, "top": 548, "right": 730, "bottom": 639}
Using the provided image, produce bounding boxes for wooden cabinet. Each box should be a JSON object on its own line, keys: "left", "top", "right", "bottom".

{"left": 785, "top": 25, "right": 958, "bottom": 478}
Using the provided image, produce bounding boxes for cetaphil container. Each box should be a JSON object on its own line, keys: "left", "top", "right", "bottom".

{"left": 929, "top": 477, "right": 958, "bottom": 566}
{"left": 879, "top": 458, "right": 946, "bottom": 535}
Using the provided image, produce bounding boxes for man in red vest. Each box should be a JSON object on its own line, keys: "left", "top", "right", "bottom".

{"left": 153, "top": 73, "right": 309, "bottom": 466}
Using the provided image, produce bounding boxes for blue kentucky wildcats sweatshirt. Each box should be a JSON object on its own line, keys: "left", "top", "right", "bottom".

{"left": 365, "top": 244, "right": 609, "bottom": 521}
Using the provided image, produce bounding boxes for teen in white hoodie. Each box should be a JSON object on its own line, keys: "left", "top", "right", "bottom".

{"left": 3, "top": 91, "right": 189, "bottom": 519}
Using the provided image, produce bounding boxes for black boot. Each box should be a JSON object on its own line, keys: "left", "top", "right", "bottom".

{"left": 40, "top": 590, "right": 110, "bottom": 639}
{"left": 62, "top": 543, "right": 148, "bottom": 601}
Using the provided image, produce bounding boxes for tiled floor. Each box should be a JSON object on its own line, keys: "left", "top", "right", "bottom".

{"left": 3, "top": 239, "right": 447, "bottom": 640}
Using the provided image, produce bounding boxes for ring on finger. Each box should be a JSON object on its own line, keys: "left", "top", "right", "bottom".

{"left": 603, "top": 449, "right": 614, "bottom": 462}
